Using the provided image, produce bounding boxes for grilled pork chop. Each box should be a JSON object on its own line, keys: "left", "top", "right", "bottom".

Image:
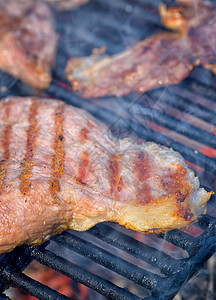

{"left": 0, "top": 96, "right": 212, "bottom": 254}
{"left": 65, "top": 0, "right": 216, "bottom": 98}
{"left": 0, "top": 0, "right": 57, "bottom": 89}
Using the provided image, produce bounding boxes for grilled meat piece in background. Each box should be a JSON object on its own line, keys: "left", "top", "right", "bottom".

{"left": 45, "top": 0, "right": 89, "bottom": 10}
{"left": 0, "top": 96, "right": 212, "bottom": 255}
{"left": 0, "top": 0, "right": 57, "bottom": 89}
{"left": 65, "top": 0, "right": 216, "bottom": 98}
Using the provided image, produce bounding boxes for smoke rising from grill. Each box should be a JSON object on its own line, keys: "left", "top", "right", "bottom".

{"left": 0, "top": 1, "right": 216, "bottom": 300}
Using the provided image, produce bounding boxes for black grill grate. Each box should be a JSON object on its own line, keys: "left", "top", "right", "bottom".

{"left": 1, "top": 209, "right": 216, "bottom": 300}
{"left": 0, "top": 0, "right": 216, "bottom": 299}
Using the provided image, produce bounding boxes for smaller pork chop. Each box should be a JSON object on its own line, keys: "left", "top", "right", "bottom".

{"left": 65, "top": 0, "right": 216, "bottom": 97}
{"left": 0, "top": 0, "right": 58, "bottom": 89}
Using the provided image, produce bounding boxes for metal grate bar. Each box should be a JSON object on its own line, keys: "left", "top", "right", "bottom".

{"left": 30, "top": 246, "right": 141, "bottom": 300}
{"left": 198, "top": 215, "right": 216, "bottom": 230}
{"left": 170, "top": 84, "right": 216, "bottom": 112}
{"left": 1, "top": 269, "right": 70, "bottom": 300}
{"left": 189, "top": 70, "right": 216, "bottom": 93}
{"left": 52, "top": 231, "right": 161, "bottom": 290}
{"left": 149, "top": 89, "right": 216, "bottom": 126}
{"left": 158, "top": 230, "right": 199, "bottom": 256}
{"left": 88, "top": 224, "right": 183, "bottom": 275}
{"left": 124, "top": 99, "right": 216, "bottom": 148}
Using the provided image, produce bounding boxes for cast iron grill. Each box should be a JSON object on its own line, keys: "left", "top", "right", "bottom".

{"left": 0, "top": 0, "right": 216, "bottom": 299}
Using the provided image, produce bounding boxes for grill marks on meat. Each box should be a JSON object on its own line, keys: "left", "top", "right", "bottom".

{"left": 133, "top": 152, "right": 153, "bottom": 206}
{"left": 65, "top": 0, "right": 216, "bottom": 98}
{"left": 161, "top": 165, "right": 193, "bottom": 222}
{"left": 78, "top": 151, "right": 90, "bottom": 185}
{"left": 0, "top": 104, "right": 12, "bottom": 192}
{"left": 109, "top": 154, "right": 123, "bottom": 197}
{"left": 50, "top": 104, "right": 65, "bottom": 200}
{"left": 0, "top": 126, "right": 12, "bottom": 191}
{"left": 20, "top": 100, "right": 39, "bottom": 196}
{"left": 0, "top": 96, "right": 213, "bottom": 254}
{"left": 77, "top": 127, "right": 90, "bottom": 185}
{"left": 0, "top": 0, "right": 57, "bottom": 89}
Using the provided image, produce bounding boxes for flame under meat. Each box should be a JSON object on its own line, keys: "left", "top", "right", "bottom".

{"left": 65, "top": 0, "right": 216, "bottom": 98}
{"left": 0, "top": 96, "right": 212, "bottom": 254}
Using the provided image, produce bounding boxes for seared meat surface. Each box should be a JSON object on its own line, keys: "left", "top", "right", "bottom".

{"left": 0, "top": 0, "right": 57, "bottom": 89}
{"left": 45, "top": 0, "right": 89, "bottom": 10}
{"left": 0, "top": 97, "right": 212, "bottom": 254}
{"left": 65, "top": 0, "right": 216, "bottom": 98}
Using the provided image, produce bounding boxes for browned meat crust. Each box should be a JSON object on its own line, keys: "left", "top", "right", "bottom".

{"left": 0, "top": 96, "right": 213, "bottom": 254}
{"left": 45, "top": 0, "right": 89, "bottom": 10}
{"left": 65, "top": 0, "right": 216, "bottom": 98}
{"left": 0, "top": 0, "right": 57, "bottom": 89}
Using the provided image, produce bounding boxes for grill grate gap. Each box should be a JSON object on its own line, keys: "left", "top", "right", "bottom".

{"left": 30, "top": 246, "right": 142, "bottom": 300}
{"left": 124, "top": 97, "right": 216, "bottom": 148}
{"left": 2, "top": 269, "right": 70, "bottom": 300}
{"left": 88, "top": 224, "right": 188, "bottom": 276}
{"left": 148, "top": 89, "right": 216, "bottom": 126}
{"left": 52, "top": 231, "right": 167, "bottom": 278}
{"left": 47, "top": 240, "right": 152, "bottom": 298}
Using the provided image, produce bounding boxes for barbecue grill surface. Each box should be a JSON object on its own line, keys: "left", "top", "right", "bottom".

{"left": 0, "top": 0, "right": 216, "bottom": 299}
